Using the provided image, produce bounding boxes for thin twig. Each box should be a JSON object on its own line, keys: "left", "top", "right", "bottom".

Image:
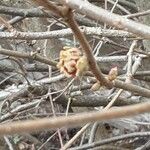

{"left": 125, "top": 9, "right": 150, "bottom": 19}
{"left": 4, "top": 136, "right": 14, "bottom": 150}
{"left": 0, "top": 16, "right": 14, "bottom": 32}
{"left": 0, "top": 16, "right": 24, "bottom": 31}
{"left": 48, "top": 88, "right": 64, "bottom": 148}
{"left": 0, "top": 48, "right": 57, "bottom": 66}
{"left": 60, "top": 123, "right": 91, "bottom": 150}
{"left": 0, "top": 101, "right": 150, "bottom": 135}
{"left": 69, "top": 131, "right": 150, "bottom": 150}
{"left": 38, "top": 131, "right": 58, "bottom": 150}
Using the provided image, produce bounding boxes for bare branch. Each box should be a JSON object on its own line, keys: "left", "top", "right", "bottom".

{"left": 125, "top": 9, "right": 150, "bottom": 19}
{"left": 113, "top": 79, "right": 150, "bottom": 97}
{"left": 0, "top": 48, "right": 57, "bottom": 66}
{"left": 0, "top": 101, "right": 150, "bottom": 135}
{"left": 0, "top": 27, "right": 134, "bottom": 40}
{"left": 60, "top": 0, "right": 150, "bottom": 39}
{"left": 0, "top": 16, "right": 24, "bottom": 31}
{"left": 69, "top": 131, "right": 150, "bottom": 150}
{"left": 0, "top": 6, "right": 52, "bottom": 18}
{"left": 0, "top": 16, "right": 14, "bottom": 32}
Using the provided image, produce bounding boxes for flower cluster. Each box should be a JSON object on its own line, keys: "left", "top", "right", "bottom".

{"left": 57, "top": 47, "right": 88, "bottom": 77}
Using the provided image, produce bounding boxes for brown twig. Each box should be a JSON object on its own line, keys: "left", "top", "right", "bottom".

{"left": 0, "top": 101, "right": 150, "bottom": 136}
{"left": 33, "top": 0, "right": 63, "bottom": 17}
{"left": 64, "top": 9, "right": 112, "bottom": 88}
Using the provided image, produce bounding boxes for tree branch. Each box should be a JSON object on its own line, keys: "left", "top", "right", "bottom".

{"left": 113, "top": 80, "right": 150, "bottom": 98}
{"left": 0, "top": 6, "right": 52, "bottom": 18}
{"left": 0, "top": 27, "right": 134, "bottom": 40}
{"left": 0, "top": 101, "right": 150, "bottom": 135}
{"left": 69, "top": 131, "right": 150, "bottom": 150}
{"left": 0, "top": 48, "right": 57, "bottom": 66}
{"left": 60, "top": 0, "right": 150, "bottom": 39}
